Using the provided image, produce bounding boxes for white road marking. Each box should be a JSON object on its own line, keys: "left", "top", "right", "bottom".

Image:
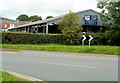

{"left": 2, "top": 52, "right": 17, "bottom": 53}
{"left": 74, "top": 65, "right": 96, "bottom": 69}
{"left": 45, "top": 62, "right": 96, "bottom": 69}
{"left": 45, "top": 62, "right": 71, "bottom": 66}
{"left": 106, "top": 55, "right": 112, "bottom": 56}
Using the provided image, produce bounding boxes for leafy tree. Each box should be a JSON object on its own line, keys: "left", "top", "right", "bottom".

{"left": 29, "top": 15, "right": 42, "bottom": 22}
{"left": 16, "top": 14, "right": 29, "bottom": 21}
{"left": 58, "top": 11, "right": 83, "bottom": 45}
{"left": 97, "top": 1, "right": 120, "bottom": 45}
{"left": 46, "top": 16, "right": 53, "bottom": 19}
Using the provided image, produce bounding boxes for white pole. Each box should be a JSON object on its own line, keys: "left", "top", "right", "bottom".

{"left": 89, "top": 41, "right": 90, "bottom": 48}
{"left": 28, "top": 27, "right": 29, "bottom": 33}
{"left": 43, "top": 25, "right": 45, "bottom": 33}
{"left": 82, "top": 40, "right": 84, "bottom": 47}
{"left": 46, "top": 23, "right": 48, "bottom": 34}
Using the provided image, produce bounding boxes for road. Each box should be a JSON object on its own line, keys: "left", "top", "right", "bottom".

{"left": 1, "top": 50, "right": 118, "bottom": 81}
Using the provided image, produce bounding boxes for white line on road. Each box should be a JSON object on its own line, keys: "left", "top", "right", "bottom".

{"left": 45, "top": 62, "right": 96, "bottom": 69}
{"left": 106, "top": 55, "right": 113, "bottom": 56}
{"left": 74, "top": 65, "right": 96, "bottom": 69}
{"left": 45, "top": 62, "right": 71, "bottom": 66}
{"left": 2, "top": 52, "right": 18, "bottom": 53}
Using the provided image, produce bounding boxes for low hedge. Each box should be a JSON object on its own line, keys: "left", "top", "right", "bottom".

{"left": 1, "top": 32, "right": 67, "bottom": 44}
{"left": 82, "top": 32, "right": 109, "bottom": 45}
{"left": 83, "top": 32, "right": 119, "bottom": 46}
{"left": 1, "top": 32, "right": 118, "bottom": 45}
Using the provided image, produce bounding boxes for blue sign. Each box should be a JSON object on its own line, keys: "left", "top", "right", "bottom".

{"left": 84, "top": 15, "right": 98, "bottom": 25}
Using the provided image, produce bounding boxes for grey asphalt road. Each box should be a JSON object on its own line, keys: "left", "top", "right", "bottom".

{"left": 1, "top": 50, "right": 118, "bottom": 81}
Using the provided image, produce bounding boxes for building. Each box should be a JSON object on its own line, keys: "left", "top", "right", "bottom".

{"left": 0, "top": 20, "right": 29, "bottom": 31}
{"left": 7, "top": 9, "right": 103, "bottom": 33}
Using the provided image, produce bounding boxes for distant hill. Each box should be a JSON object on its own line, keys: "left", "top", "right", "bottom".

{"left": 0, "top": 17, "right": 13, "bottom": 21}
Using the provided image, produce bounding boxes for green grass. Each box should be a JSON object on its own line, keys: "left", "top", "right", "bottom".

{"left": 0, "top": 71, "right": 31, "bottom": 83}
{"left": 1, "top": 44, "right": 119, "bottom": 55}
{"left": 1, "top": 48, "right": 19, "bottom": 52}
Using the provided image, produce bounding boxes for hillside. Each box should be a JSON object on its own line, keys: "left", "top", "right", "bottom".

{"left": 0, "top": 17, "right": 12, "bottom": 21}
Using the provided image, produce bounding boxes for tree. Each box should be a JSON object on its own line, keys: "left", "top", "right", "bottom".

{"left": 46, "top": 16, "right": 53, "bottom": 19}
{"left": 58, "top": 11, "right": 83, "bottom": 45}
{"left": 97, "top": 1, "right": 120, "bottom": 45}
{"left": 16, "top": 14, "right": 29, "bottom": 21}
{"left": 29, "top": 15, "right": 42, "bottom": 22}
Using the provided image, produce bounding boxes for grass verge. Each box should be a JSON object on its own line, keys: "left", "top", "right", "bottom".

{"left": 1, "top": 44, "right": 119, "bottom": 55}
{"left": 0, "top": 71, "right": 31, "bottom": 83}
{"left": 1, "top": 48, "right": 19, "bottom": 52}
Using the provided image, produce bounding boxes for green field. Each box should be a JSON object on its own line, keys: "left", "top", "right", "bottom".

{"left": 0, "top": 71, "right": 30, "bottom": 83}
{"left": 1, "top": 44, "right": 119, "bottom": 55}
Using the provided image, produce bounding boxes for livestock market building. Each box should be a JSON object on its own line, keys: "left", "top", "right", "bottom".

{"left": 7, "top": 9, "right": 103, "bottom": 33}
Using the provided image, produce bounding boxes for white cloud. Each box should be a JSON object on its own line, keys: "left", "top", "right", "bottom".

{"left": 0, "top": 0, "right": 99, "bottom": 20}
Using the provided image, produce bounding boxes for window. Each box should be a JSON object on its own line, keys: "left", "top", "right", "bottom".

{"left": 10, "top": 24, "right": 15, "bottom": 28}
{"left": 5, "top": 24, "right": 7, "bottom": 28}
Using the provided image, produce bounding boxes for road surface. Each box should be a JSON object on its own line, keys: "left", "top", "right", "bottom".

{"left": 1, "top": 50, "right": 118, "bottom": 81}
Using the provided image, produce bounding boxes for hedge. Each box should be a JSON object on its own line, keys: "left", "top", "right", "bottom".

{"left": 82, "top": 32, "right": 109, "bottom": 45}
{"left": 82, "top": 32, "right": 119, "bottom": 46}
{"left": 1, "top": 32, "right": 68, "bottom": 45}
{"left": 1, "top": 32, "right": 118, "bottom": 46}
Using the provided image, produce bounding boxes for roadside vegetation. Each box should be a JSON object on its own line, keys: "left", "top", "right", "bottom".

{"left": 58, "top": 11, "right": 83, "bottom": 45}
{"left": 1, "top": 1, "right": 119, "bottom": 56}
{"left": 1, "top": 48, "right": 19, "bottom": 52}
{"left": 97, "top": 1, "right": 120, "bottom": 46}
{"left": 1, "top": 44, "right": 118, "bottom": 55}
{"left": 0, "top": 71, "right": 30, "bottom": 83}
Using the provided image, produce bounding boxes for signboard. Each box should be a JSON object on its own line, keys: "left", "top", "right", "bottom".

{"left": 81, "top": 35, "right": 86, "bottom": 47}
{"left": 80, "top": 35, "right": 93, "bottom": 47}
{"left": 85, "top": 16, "right": 90, "bottom": 20}
{"left": 84, "top": 15, "right": 98, "bottom": 25}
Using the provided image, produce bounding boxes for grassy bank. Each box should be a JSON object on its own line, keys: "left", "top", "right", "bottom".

{"left": 0, "top": 71, "right": 30, "bottom": 83}
{"left": 1, "top": 44, "right": 119, "bottom": 55}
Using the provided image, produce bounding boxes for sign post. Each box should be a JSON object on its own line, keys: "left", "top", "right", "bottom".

{"left": 82, "top": 35, "right": 86, "bottom": 47}
{"left": 88, "top": 35, "right": 93, "bottom": 48}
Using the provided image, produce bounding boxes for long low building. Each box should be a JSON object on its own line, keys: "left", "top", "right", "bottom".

{"left": 7, "top": 9, "right": 103, "bottom": 33}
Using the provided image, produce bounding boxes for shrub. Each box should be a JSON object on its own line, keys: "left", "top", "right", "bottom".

{"left": 58, "top": 11, "right": 83, "bottom": 45}
{"left": 1, "top": 32, "right": 118, "bottom": 46}
{"left": 1, "top": 32, "right": 67, "bottom": 44}
{"left": 81, "top": 32, "right": 118, "bottom": 46}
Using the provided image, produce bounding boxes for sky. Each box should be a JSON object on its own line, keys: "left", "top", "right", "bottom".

{"left": 0, "top": 0, "right": 100, "bottom": 20}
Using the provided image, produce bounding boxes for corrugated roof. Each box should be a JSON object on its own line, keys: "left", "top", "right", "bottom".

{"left": 9, "top": 15, "right": 63, "bottom": 29}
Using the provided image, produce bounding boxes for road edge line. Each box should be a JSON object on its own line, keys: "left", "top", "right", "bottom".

{"left": 1, "top": 69, "right": 47, "bottom": 83}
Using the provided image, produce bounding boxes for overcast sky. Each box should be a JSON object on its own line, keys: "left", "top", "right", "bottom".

{"left": 0, "top": 0, "right": 100, "bottom": 20}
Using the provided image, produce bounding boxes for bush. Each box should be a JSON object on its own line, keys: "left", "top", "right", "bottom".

{"left": 81, "top": 32, "right": 119, "bottom": 46}
{"left": 1, "top": 32, "right": 67, "bottom": 44}
{"left": 1, "top": 32, "right": 118, "bottom": 46}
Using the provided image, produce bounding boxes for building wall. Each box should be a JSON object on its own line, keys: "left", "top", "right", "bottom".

{"left": 2, "top": 24, "right": 10, "bottom": 29}
{"left": 77, "top": 10, "right": 102, "bottom": 26}
{"left": 45, "top": 10, "right": 103, "bottom": 33}
{"left": 0, "top": 20, "right": 30, "bottom": 30}
{"left": 1, "top": 23, "right": 25, "bottom": 29}
{"left": 47, "top": 10, "right": 102, "bottom": 26}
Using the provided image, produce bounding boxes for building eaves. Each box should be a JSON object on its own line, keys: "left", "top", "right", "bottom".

{"left": 11, "top": 15, "right": 63, "bottom": 29}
